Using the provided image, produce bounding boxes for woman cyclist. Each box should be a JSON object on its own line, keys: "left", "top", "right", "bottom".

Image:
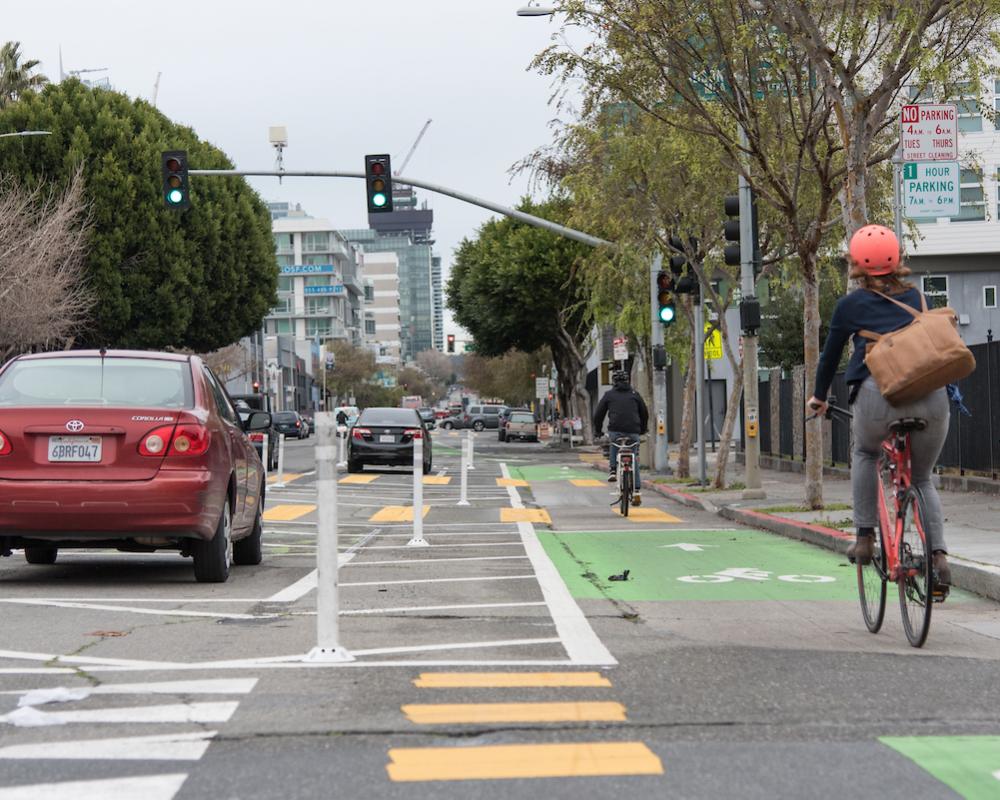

{"left": 806, "top": 224, "right": 951, "bottom": 587}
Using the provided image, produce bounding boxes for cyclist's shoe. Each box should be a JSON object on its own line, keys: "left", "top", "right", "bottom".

{"left": 607, "top": 471, "right": 617, "bottom": 483}
{"left": 932, "top": 551, "right": 952, "bottom": 587}
{"left": 632, "top": 492, "right": 642, "bottom": 507}
{"left": 847, "top": 534, "right": 874, "bottom": 565}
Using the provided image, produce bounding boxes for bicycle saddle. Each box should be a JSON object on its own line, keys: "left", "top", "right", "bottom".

{"left": 889, "top": 417, "right": 927, "bottom": 433}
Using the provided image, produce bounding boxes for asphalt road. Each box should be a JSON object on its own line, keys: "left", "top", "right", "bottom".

{"left": 3, "top": 429, "right": 1000, "bottom": 799}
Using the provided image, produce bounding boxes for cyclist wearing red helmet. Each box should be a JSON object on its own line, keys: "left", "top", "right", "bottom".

{"left": 806, "top": 224, "right": 952, "bottom": 585}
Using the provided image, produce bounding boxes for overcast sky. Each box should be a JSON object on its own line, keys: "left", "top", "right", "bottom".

{"left": 9, "top": 0, "right": 582, "bottom": 340}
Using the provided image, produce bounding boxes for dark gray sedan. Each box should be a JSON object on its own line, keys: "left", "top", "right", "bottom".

{"left": 347, "top": 407, "right": 433, "bottom": 474}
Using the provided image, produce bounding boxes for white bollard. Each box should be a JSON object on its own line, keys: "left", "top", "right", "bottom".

{"left": 337, "top": 425, "right": 348, "bottom": 468}
{"left": 457, "top": 433, "right": 470, "bottom": 506}
{"left": 467, "top": 428, "right": 475, "bottom": 470}
{"left": 272, "top": 433, "right": 286, "bottom": 488}
{"left": 261, "top": 433, "right": 269, "bottom": 484}
{"left": 407, "top": 434, "right": 428, "bottom": 547}
{"left": 304, "top": 413, "right": 353, "bottom": 663}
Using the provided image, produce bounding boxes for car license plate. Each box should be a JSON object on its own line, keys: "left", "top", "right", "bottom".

{"left": 379, "top": 435, "right": 395, "bottom": 443}
{"left": 48, "top": 436, "right": 102, "bottom": 462}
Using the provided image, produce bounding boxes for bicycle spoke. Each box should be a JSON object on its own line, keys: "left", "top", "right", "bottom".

{"left": 898, "top": 492, "right": 933, "bottom": 648}
{"left": 858, "top": 527, "right": 887, "bottom": 634}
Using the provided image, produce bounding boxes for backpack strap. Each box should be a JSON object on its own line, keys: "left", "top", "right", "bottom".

{"left": 869, "top": 288, "right": 925, "bottom": 317}
{"left": 858, "top": 330, "right": 882, "bottom": 342}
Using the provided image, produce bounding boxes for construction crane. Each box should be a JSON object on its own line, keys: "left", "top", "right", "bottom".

{"left": 396, "top": 118, "right": 432, "bottom": 175}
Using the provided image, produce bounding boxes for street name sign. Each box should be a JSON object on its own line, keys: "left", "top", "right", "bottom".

{"left": 903, "top": 161, "right": 960, "bottom": 218}
{"left": 901, "top": 104, "right": 958, "bottom": 161}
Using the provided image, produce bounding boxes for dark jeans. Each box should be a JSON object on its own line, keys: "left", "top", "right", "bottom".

{"left": 609, "top": 431, "right": 641, "bottom": 490}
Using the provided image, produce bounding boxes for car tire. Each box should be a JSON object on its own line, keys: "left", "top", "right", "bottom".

{"left": 423, "top": 459, "right": 433, "bottom": 475}
{"left": 233, "top": 487, "right": 264, "bottom": 567}
{"left": 473, "top": 421, "right": 485, "bottom": 432}
{"left": 192, "top": 501, "right": 232, "bottom": 583}
{"left": 498, "top": 430, "right": 506, "bottom": 442}
{"left": 442, "top": 421, "right": 453, "bottom": 430}
{"left": 347, "top": 458, "right": 362, "bottom": 473}
{"left": 24, "top": 546, "right": 57, "bottom": 565}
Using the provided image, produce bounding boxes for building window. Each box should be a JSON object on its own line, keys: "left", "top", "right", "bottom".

{"left": 305, "top": 297, "right": 330, "bottom": 315}
{"left": 273, "top": 233, "right": 293, "bottom": 252}
{"left": 364, "top": 284, "right": 374, "bottom": 302}
{"left": 303, "top": 232, "right": 329, "bottom": 252}
{"left": 269, "top": 319, "right": 292, "bottom": 334}
{"left": 956, "top": 86, "right": 983, "bottom": 133}
{"left": 952, "top": 167, "right": 985, "bottom": 222}
{"left": 306, "top": 319, "right": 332, "bottom": 338}
{"left": 271, "top": 296, "right": 291, "bottom": 314}
{"left": 278, "top": 276, "right": 293, "bottom": 293}
{"left": 365, "top": 318, "right": 376, "bottom": 335}
{"left": 304, "top": 275, "right": 333, "bottom": 288}
{"left": 985, "top": 285, "right": 997, "bottom": 309}
{"left": 922, "top": 275, "right": 949, "bottom": 309}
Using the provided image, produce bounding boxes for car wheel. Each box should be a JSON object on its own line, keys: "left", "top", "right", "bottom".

{"left": 233, "top": 486, "right": 264, "bottom": 567}
{"left": 193, "top": 501, "right": 232, "bottom": 583}
{"left": 24, "top": 546, "right": 57, "bottom": 565}
{"left": 442, "top": 421, "right": 453, "bottom": 430}
{"left": 423, "top": 458, "right": 433, "bottom": 475}
{"left": 498, "top": 430, "right": 506, "bottom": 442}
{"left": 473, "top": 421, "right": 485, "bottom": 432}
{"left": 347, "top": 458, "right": 362, "bottom": 473}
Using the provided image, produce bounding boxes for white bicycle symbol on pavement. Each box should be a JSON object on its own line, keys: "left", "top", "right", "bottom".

{"left": 677, "top": 567, "right": 836, "bottom": 584}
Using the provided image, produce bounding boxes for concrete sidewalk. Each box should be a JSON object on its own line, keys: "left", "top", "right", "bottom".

{"left": 584, "top": 445, "right": 1000, "bottom": 602}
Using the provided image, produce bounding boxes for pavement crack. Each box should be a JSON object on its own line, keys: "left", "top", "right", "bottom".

{"left": 553, "top": 535, "right": 642, "bottom": 622}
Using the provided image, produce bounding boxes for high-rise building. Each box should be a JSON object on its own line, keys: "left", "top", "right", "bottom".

{"left": 431, "top": 255, "right": 444, "bottom": 352}
{"left": 362, "top": 252, "right": 402, "bottom": 366}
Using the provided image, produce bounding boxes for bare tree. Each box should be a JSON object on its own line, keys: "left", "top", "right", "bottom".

{"left": 201, "top": 342, "right": 251, "bottom": 384}
{"left": 0, "top": 170, "right": 93, "bottom": 360}
{"left": 415, "top": 349, "right": 455, "bottom": 383}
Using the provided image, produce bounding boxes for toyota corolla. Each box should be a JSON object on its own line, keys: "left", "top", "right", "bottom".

{"left": 0, "top": 350, "right": 271, "bottom": 582}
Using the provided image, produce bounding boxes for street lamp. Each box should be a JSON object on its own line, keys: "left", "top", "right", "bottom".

{"left": 517, "top": 3, "right": 556, "bottom": 15}
{"left": 0, "top": 131, "right": 52, "bottom": 139}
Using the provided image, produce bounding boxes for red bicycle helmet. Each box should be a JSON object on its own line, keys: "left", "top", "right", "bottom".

{"left": 848, "top": 224, "right": 900, "bottom": 275}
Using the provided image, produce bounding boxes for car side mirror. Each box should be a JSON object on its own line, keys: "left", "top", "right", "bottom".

{"left": 243, "top": 411, "right": 271, "bottom": 432}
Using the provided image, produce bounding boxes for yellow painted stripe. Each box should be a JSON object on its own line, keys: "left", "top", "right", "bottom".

{"left": 615, "top": 507, "right": 682, "bottom": 523}
{"left": 402, "top": 701, "right": 625, "bottom": 724}
{"left": 262, "top": 504, "right": 316, "bottom": 522}
{"left": 578, "top": 454, "right": 604, "bottom": 464}
{"left": 570, "top": 479, "right": 605, "bottom": 487}
{"left": 412, "top": 672, "right": 612, "bottom": 689}
{"left": 340, "top": 474, "right": 379, "bottom": 484}
{"left": 422, "top": 476, "right": 452, "bottom": 485}
{"left": 387, "top": 741, "right": 662, "bottom": 781}
{"left": 500, "top": 508, "right": 551, "bottom": 524}
{"left": 496, "top": 478, "right": 529, "bottom": 487}
{"left": 267, "top": 472, "right": 303, "bottom": 485}
{"left": 369, "top": 505, "right": 431, "bottom": 522}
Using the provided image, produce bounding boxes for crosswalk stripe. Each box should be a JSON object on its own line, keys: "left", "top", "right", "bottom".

{"left": 262, "top": 504, "right": 316, "bottom": 521}
{"left": 267, "top": 472, "right": 303, "bottom": 485}
{"left": 0, "top": 774, "right": 190, "bottom": 800}
{"left": 412, "top": 672, "right": 613, "bottom": 688}
{"left": 5, "top": 678, "right": 257, "bottom": 702}
{"left": 386, "top": 742, "right": 663, "bottom": 781}
{"left": 496, "top": 478, "right": 529, "bottom": 487}
{"left": 369, "top": 505, "right": 430, "bottom": 522}
{"left": 339, "top": 474, "right": 379, "bottom": 484}
{"left": 614, "top": 507, "right": 682, "bottom": 522}
{"left": 401, "top": 701, "right": 626, "bottom": 724}
{"left": 569, "top": 479, "right": 605, "bottom": 487}
{"left": 422, "top": 476, "right": 452, "bottom": 485}
{"left": 500, "top": 508, "right": 551, "bottom": 523}
{"left": 0, "top": 731, "right": 215, "bottom": 761}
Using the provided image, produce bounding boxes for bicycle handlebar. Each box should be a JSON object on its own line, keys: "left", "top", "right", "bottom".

{"left": 805, "top": 403, "right": 852, "bottom": 422}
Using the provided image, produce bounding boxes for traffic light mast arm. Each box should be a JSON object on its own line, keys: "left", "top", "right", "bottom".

{"left": 188, "top": 168, "right": 613, "bottom": 249}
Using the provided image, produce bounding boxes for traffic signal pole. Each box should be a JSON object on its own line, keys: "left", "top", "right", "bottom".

{"left": 648, "top": 253, "right": 668, "bottom": 473}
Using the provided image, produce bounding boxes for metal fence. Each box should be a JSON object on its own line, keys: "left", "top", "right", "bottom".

{"left": 753, "top": 340, "right": 1000, "bottom": 478}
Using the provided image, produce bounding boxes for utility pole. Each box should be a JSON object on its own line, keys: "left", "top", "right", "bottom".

{"left": 648, "top": 253, "right": 669, "bottom": 473}
{"left": 694, "top": 293, "right": 707, "bottom": 486}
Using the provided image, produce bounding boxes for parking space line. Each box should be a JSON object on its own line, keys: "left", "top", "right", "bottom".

{"left": 347, "top": 555, "right": 529, "bottom": 567}
{"left": 500, "top": 508, "right": 551, "bottom": 524}
{"left": 341, "top": 574, "right": 536, "bottom": 588}
{"left": 412, "top": 672, "right": 612, "bottom": 688}
{"left": 401, "top": 701, "right": 627, "bottom": 724}
{"left": 266, "top": 553, "right": 355, "bottom": 602}
{"left": 0, "top": 599, "right": 279, "bottom": 621}
{"left": 369, "top": 505, "right": 430, "bottom": 522}
{"left": 339, "top": 474, "right": 379, "bottom": 484}
{"left": 0, "top": 731, "right": 216, "bottom": 762}
{"left": 386, "top": 742, "right": 663, "bottom": 782}
{"left": 0, "top": 701, "right": 240, "bottom": 725}
{"left": 0, "top": 774, "right": 191, "bottom": 800}
{"left": 340, "top": 602, "right": 547, "bottom": 617}
{"left": 263, "top": 504, "right": 316, "bottom": 522}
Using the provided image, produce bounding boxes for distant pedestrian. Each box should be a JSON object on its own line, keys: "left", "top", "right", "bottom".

{"left": 336, "top": 409, "right": 348, "bottom": 427}
{"left": 593, "top": 370, "right": 649, "bottom": 506}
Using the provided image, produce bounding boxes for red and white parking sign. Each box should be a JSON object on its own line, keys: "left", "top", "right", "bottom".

{"left": 900, "top": 104, "right": 958, "bottom": 161}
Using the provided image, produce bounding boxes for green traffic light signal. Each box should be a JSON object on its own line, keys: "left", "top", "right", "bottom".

{"left": 659, "top": 305, "right": 676, "bottom": 324}
{"left": 365, "top": 154, "right": 393, "bottom": 213}
{"left": 372, "top": 192, "right": 387, "bottom": 208}
{"left": 167, "top": 188, "right": 184, "bottom": 205}
{"left": 161, "top": 150, "right": 191, "bottom": 211}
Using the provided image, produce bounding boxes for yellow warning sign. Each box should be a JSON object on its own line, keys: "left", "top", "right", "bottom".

{"left": 704, "top": 324, "right": 722, "bottom": 361}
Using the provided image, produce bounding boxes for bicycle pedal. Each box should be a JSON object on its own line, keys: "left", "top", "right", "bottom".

{"left": 932, "top": 585, "right": 950, "bottom": 602}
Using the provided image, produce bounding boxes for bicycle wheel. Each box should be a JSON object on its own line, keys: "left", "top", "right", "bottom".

{"left": 620, "top": 470, "right": 632, "bottom": 517}
{"left": 897, "top": 490, "right": 933, "bottom": 648}
{"left": 858, "top": 525, "right": 887, "bottom": 634}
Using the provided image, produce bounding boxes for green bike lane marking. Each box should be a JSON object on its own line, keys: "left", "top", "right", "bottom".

{"left": 881, "top": 736, "right": 1000, "bottom": 799}
{"left": 538, "top": 528, "right": 859, "bottom": 601}
{"left": 510, "top": 465, "right": 601, "bottom": 482}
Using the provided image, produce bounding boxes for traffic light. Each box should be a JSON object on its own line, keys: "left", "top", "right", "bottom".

{"left": 668, "top": 234, "right": 700, "bottom": 299}
{"left": 161, "top": 150, "right": 191, "bottom": 210}
{"left": 252, "top": 381, "right": 260, "bottom": 393}
{"left": 364, "top": 154, "right": 393, "bottom": 213}
{"left": 723, "top": 191, "right": 760, "bottom": 273}
{"left": 656, "top": 270, "right": 676, "bottom": 326}
{"left": 446, "top": 334, "right": 455, "bottom": 353}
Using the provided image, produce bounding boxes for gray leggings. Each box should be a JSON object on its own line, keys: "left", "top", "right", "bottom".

{"left": 851, "top": 377, "right": 950, "bottom": 552}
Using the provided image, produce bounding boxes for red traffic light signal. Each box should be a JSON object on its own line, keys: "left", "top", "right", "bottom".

{"left": 446, "top": 334, "right": 456, "bottom": 353}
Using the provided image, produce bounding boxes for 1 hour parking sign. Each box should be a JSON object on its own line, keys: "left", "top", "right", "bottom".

{"left": 903, "top": 161, "right": 960, "bottom": 218}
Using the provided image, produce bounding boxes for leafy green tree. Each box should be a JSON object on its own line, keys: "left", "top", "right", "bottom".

{"left": 447, "top": 198, "right": 597, "bottom": 440}
{"left": 0, "top": 79, "right": 277, "bottom": 350}
{"left": 0, "top": 42, "right": 47, "bottom": 109}
{"left": 461, "top": 350, "right": 549, "bottom": 407}
{"left": 323, "top": 340, "right": 376, "bottom": 402}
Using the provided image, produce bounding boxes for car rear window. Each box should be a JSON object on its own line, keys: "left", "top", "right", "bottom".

{"left": 273, "top": 412, "right": 298, "bottom": 423}
{"left": 510, "top": 413, "right": 535, "bottom": 423}
{"left": 485, "top": 406, "right": 501, "bottom": 414}
{"left": 359, "top": 408, "right": 420, "bottom": 426}
{"left": 0, "top": 357, "right": 193, "bottom": 408}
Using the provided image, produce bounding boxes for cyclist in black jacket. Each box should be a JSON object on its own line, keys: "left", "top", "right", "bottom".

{"left": 593, "top": 370, "right": 649, "bottom": 506}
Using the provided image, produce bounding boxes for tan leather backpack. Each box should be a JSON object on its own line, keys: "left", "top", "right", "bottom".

{"left": 859, "top": 290, "right": 976, "bottom": 406}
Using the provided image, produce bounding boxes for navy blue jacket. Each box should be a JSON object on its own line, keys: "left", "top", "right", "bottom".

{"left": 813, "top": 287, "right": 925, "bottom": 402}
{"left": 593, "top": 383, "right": 649, "bottom": 435}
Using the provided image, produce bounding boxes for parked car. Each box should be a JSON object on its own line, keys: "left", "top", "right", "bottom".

{"left": 347, "top": 407, "right": 432, "bottom": 474}
{"left": 505, "top": 410, "right": 539, "bottom": 442}
{"left": 499, "top": 407, "right": 531, "bottom": 441}
{"left": 438, "top": 409, "right": 464, "bottom": 430}
{"left": 272, "top": 411, "right": 306, "bottom": 440}
{"left": 464, "top": 404, "right": 505, "bottom": 432}
{"left": 231, "top": 392, "right": 278, "bottom": 470}
{"left": 418, "top": 407, "right": 437, "bottom": 429}
{"left": 0, "top": 350, "right": 271, "bottom": 583}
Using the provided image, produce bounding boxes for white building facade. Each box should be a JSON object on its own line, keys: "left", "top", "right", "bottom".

{"left": 362, "top": 251, "right": 402, "bottom": 367}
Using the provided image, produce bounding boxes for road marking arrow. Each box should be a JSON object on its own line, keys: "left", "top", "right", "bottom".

{"left": 659, "top": 543, "right": 718, "bottom": 552}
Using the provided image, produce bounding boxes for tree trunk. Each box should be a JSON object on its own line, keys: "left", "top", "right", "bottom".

{"left": 802, "top": 258, "right": 824, "bottom": 509}
{"left": 712, "top": 369, "right": 743, "bottom": 489}
{"left": 676, "top": 326, "right": 696, "bottom": 479}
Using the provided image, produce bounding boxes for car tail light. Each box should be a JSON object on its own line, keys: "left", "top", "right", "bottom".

{"left": 139, "top": 424, "right": 211, "bottom": 457}
{"left": 249, "top": 432, "right": 264, "bottom": 443}
{"left": 353, "top": 427, "right": 372, "bottom": 441}
{"left": 295, "top": 420, "right": 301, "bottom": 427}
{"left": 404, "top": 428, "right": 422, "bottom": 439}
{"left": 0, "top": 429, "right": 11, "bottom": 456}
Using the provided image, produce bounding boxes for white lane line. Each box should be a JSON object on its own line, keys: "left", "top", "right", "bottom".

{"left": 1, "top": 701, "right": 239, "bottom": 725}
{"left": 0, "top": 598, "right": 267, "bottom": 604}
{"left": 3, "top": 678, "right": 257, "bottom": 699}
{"left": 499, "top": 462, "right": 525, "bottom": 508}
{"left": 518, "top": 520, "right": 617, "bottom": 667}
{"left": 340, "top": 574, "right": 536, "bottom": 588}
{"left": 0, "top": 660, "right": 596, "bottom": 674}
{"left": 338, "top": 601, "right": 547, "bottom": 616}
{"left": 0, "top": 731, "right": 216, "bottom": 761}
{"left": 0, "top": 774, "right": 189, "bottom": 800}
{"left": 0, "top": 650, "right": 182, "bottom": 669}
{"left": 346, "top": 555, "right": 529, "bottom": 567}
{"left": 0, "top": 599, "right": 278, "bottom": 621}
{"left": 265, "top": 552, "right": 355, "bottom": 602}
{"left": 338, "top": 541, "right": 523, "bottom": 551}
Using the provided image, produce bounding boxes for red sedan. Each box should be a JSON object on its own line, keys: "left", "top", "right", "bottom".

{"left": 0, "top": 350, "right": 271, "bottom": 582}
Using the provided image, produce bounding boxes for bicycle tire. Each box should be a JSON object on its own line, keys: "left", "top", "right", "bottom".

{"left": 620, "top": 470, "right": 632, "bottom": 517}
{"left": 858, "top": 525, "right": 887, "bottom": 634}
{"left": 898, "top": 490, "right": 933, "bottom": 648}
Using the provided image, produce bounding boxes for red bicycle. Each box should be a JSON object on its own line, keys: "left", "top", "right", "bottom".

{"left": 819, "top": 405, "right": 948, "bottom": 648}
